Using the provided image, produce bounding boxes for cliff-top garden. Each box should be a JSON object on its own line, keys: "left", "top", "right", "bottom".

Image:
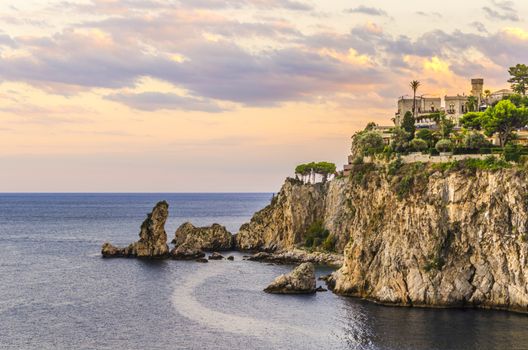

{"left": 351, "top": 64, "right": 528, "bottom": 168}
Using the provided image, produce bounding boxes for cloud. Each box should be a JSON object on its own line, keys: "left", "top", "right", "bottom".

{"left": 345, "top": 5, "right": 387, "bottom": 17}
{"left": 105, "top": 92, "right": 227, "bottom": 112}
{"left": 180, "top": 0, "right": 313, "bottom": 11}
{"left": 1, "top": 3, "right": 527, "bottom": 111}
{"left": 416, "top": 11, "right": 442, "bottom": 18}
{"left": 471, "top": 21, "right": 488, "bottom": 33}
{"left": 482, "top": 0, "right": 520, "bottom": 21}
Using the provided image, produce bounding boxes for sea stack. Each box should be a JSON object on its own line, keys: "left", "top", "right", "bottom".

{"left": 101, "top": 201, "right": 170, "bottom": 258}
{"left": 170, "top": 222, "right": 233, "bottom": 259}
{"left": 264, "top": 263, "right": 316, "bottom": 294}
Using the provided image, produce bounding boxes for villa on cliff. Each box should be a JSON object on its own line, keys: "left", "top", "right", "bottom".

{"left": 394, "top": 78, "right": 512, "bottom": 127}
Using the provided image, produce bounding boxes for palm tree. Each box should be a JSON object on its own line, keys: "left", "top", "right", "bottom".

{"left": 410, "top": 80, "right": 421, "bottom": 117}
{"left": 484, "top": 89, "right": 491, "bottom": 104}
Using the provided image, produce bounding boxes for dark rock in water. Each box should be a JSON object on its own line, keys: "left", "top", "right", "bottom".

{"left": 101, "top": 201, "right": 170, "bottom": 258}
{"left": 208, "top": 252, "right": 224, "bottom": 260}
{"left": 195, "top": 258, "right": 208, "bottom": 263}
{"left": 171, "top": 247, "right": 205, "bottom": 260}
{"left": 264, "top": 263, "right": 316, "bottom": 294}
{"left": 172, "top": 222, "right": 233, "bottom": 251}
{"left": 101, "top": 242, "right": 124, "bottom": 258}
{"left": 227, "top": 256, "right": 234, "bottom": 261}
{"left": 316, "top": 286, "right": 328, "bottom": 292}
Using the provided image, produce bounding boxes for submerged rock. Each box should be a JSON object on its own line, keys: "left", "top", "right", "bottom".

{"left": 264, "top": 263, "right": 316, "bottom": 294}
{"left": 227, "top": 256, "right": 235, "bottom": 261}
{"left": 171, "top": 246, "right": 206, "bottom": 260}
{"left": 208, "top": 252, "right": 224, "bottom": 260}
{"left": 316, "top": 286, "right": 328, "bottom": 292}
{"left": 101, "top": 201, "right": 170, "bottom": 258}
{"left": 172, "top": 222, "right": 233, "bottom": 251}
{"left": 195, "top": 258, "right": 209, "bottom": 263}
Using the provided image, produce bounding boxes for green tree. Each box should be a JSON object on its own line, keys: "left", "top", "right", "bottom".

{"left": 464, "top": 132, "right": 490, "bottom": 149}
{"left": 505, "top": 94, "right": 528, "bottom": 108}
{"left": 480, "top": 100, "right": 528, "bottom": 147}
{"left": 409, "top": 138, "right": 428, "bottom": 152}
{"left": 401, "top": 111, "right": 416, "bottom": 139}
{"left": 364, "top": 122, "right": 378, "bottom": 131}
{"left": 415, "top": 129, "right": 435, "bottom": 146}
{"left": 460, "top": 111, "right": 484, "bottom": 130}
{"left": 508, "top": 64, "right": 528, "bottom": 96}
{"left": 503, "top": 143, "right": 521, "bottom": 162}
{"left": 390, "top": 127, "right": 411, "bottom": 153}
{"left": 484, "top": 89, "right": 492, "bottom": 104}
{"left": 435, "top": 139, "right": 453, "bottom": 153}
{"left": 352, "top": 131, "right": 384, "bottom": 157}
{"left": 314, "top": 162, "right": 337, "bottom": 183}
{"left": 439, "top": 116, "right": 455, "bottom": 138}
{"left": 410, "top": 80, "right": 421, "bottom": 117}
{"left": 466, "top": 95, "right": 478, "bottom": 112}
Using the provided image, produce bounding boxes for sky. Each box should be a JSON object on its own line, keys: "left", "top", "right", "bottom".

{"left": 0, "top": 0, "right": 527, "bottom": 192}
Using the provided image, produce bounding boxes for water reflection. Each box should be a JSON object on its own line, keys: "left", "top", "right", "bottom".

{"left": 340, "top": 298, "right": 528, "bottom": 350}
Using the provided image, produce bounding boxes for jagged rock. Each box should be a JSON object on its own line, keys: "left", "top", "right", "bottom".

{"left": 264, "top": 263, "right": 316, "bottom": 294}
{"left": 227, "top": 256, "right": 234, "bottom": 261}
{"left": 248, "top": 249, "right": 342, "bottom": 267}
{"left": 172, "top": 222, "right": 233, "bottom": 251}
{"left": 101, "top": 201, "right": 170, "bottom": 258}
{"left": 208, "top": 252, "right": 224, "bottom": 260}
{"left": 235, "top": 178, "right": 334, "bottom": 252}
{"left": 101, "top": 242, "right": 124, "bottom": 258}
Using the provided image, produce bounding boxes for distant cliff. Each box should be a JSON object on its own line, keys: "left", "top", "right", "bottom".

{"left": 237, "top": 163, "right": 528, "bottom": 313}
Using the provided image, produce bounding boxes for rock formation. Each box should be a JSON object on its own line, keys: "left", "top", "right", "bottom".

{"left": 172, "top": 222, "right": 233, "bottom": 251}
{"left": 236, "top": 178, "right": 350, "bottom": 253}
{"left": 248, "top": 249, "right": 342, "bottom": 267}
{"left": 101, "top": 201, "right": 170, "bottom": 258}
{"left": 240, "top": 165, "right": 528, "bottom": 313}
{"left": 264, "top": 263, "right": 316, "bottom": 294}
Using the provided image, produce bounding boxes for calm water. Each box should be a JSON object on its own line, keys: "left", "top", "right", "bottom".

{"left": 0, "top": 193, "right": 527, "bottom": 350}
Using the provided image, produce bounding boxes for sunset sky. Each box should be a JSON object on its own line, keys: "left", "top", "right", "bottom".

{"left": 1, "top": 0, "right": 527, "bottom": 192}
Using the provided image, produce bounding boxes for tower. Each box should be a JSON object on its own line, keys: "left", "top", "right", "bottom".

{"left": 471, "top": 78, "right": 484, "bottom": 107}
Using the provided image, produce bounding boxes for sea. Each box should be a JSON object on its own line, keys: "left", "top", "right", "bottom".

{"left": 0, "top": 193, "right": 527, "bottom": 350}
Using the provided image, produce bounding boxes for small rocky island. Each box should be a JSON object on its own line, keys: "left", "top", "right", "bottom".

{"left": 264, "top": 263, "right": 316, "bottom": 294}
{"left": 101, "top": 201, "right": 235, "bottom": 260}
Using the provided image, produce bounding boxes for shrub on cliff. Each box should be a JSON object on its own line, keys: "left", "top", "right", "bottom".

{"left": 464, "top": 132, "right": 490, "bottom": 149}
{"left": 410, "top": 138, "right": 428, "bottom": 152}
{"left": 503, "top": 143, "right": 521, "bottom": 162}
{"left": 352, "top": 131, "right": 384, "bottom": 157}
{"left": 304, "top": 221, "right": 330, "bottom": 249}
{"left": 435, "top": 139, "right": 453, "bottom": 153}
{"left": 390, "top": 127, "right": 411, "bottom": 153}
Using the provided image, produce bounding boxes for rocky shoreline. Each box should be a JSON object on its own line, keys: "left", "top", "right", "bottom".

{"left": 101, "top": 168, "right": 528, "bottom": 313}
{"left": 246, "top": 249, "right": 342, "bottom": 268}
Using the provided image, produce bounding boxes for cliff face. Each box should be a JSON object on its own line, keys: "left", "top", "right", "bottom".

{"left": 238, "top": 167, "right": 528, "bottom": 313}
{"left": 236, "top": 179, "right": 350, "bottom": 251}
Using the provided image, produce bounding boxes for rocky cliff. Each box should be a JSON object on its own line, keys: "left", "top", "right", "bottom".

{"left": 238, "top": 164, "right": 528, "bottom": 313}
{"left": 236, "top": 178, "right": 351, "bottom": 252}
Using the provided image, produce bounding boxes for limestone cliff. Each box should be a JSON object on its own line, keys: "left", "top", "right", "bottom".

{"left": 236, "top": 178, "right": 350, "bottom": 252}
{"left": 238, "top": 165, "right": 528, "bottom": 313}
